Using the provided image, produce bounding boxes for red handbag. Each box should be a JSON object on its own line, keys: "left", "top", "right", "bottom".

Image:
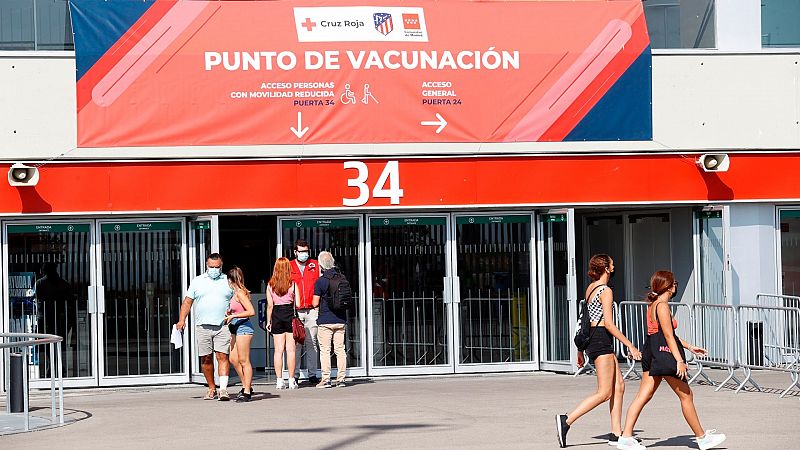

{"left": 292, "top": 310, "right": 306, "bottom": 345}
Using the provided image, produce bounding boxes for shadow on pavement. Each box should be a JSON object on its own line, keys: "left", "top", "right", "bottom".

{"left": 254, "top": 423, "right": 440, "bottom": 449}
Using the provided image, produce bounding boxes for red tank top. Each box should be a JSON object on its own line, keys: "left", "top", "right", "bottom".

{"left": 647, "top": 306, "right": 678, "bottom": 335}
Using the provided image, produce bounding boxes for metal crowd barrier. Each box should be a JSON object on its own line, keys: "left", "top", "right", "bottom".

{"left": 1, "top": 332, "right": 65, "bottom": 433}
{"left": 734, "top": 305, "right": 800, "bottom": 397}
{"left": 756, "top": 293, "right": 800, "bottom": 309}
{"left": 690, "top": 303, "right": 747, "bottom": 391}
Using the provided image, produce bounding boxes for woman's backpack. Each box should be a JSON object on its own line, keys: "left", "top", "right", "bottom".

{"left": 574, "top": 284, "right": 606, "bottom": 351}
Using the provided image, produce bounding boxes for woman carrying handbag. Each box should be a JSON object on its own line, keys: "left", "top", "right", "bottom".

{"left": 556, "top": 254, "right": 642, "bottom": 448}
{"left": 266, "top": 257, "right": 302, "bottom": 390}
{"left": 616, "top": 271, "right": 726, "bottom": 450}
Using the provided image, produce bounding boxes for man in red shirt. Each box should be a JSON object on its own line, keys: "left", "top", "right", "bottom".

{"left": 290, "top": 239, "right": 321, "bottom": 384}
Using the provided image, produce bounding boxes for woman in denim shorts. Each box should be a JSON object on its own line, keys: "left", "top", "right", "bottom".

{"left": 225, "top": 266, "right": 256, "bottom": 402}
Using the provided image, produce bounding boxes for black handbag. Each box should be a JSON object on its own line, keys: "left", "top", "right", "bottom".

{"left": 574, "top": 284, "right": 606, "bottom": 351}
{"left": 648, "top": 307, "right": 687, "bottom": 379}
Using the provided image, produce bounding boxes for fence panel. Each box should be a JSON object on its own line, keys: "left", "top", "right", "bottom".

{"left": 691, "top": 303, "right": 741, "bottom": 390}
{"left": 735, "top": 305, "right": 800, "bottom": 397}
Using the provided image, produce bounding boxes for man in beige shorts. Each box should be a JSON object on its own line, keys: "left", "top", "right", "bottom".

{"left": 176, "top": 253, "right": 235, "bottom": 400}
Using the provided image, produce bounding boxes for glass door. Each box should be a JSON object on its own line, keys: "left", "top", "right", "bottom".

{"left": 367, "top": 215, "right": 453, "bottom": 375}
{"left": 538, "top": 211, "right": 578, "bottom": 372}
{"left": 695, "top": 207, "right": 729, "bottom": 304}
{"left": 451, "top": 214, "right": 535, "bottom": 372}
{"left": 96, "top": 220, "right": 188, "bottom": 385}
{"left": 277, "top": 217, "right": 365, "bottom": 377}
{"left": 3, "top": 222, "right": 97, "bottom": 387}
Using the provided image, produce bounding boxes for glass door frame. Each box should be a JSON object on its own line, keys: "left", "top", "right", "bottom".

{"left": 692, "top": 205, "right": 731, "bottom": 305}
{"left": 536, "top": 209, "right": 579, "bottom": 373}
{"left": 94, "top": 217, "right": 190, "bottom": 386}
{"left": 365, "top": 212, "right": 455, "bottom": 376}
{"left": 450, "top": 211, "right": 538, "bottom": 374}
{"left": 187, "top": 215, "right": 218, "bottom": 383}
{"left": 275, "top": 214, "right": 367, "bottom": 378}
{"left": 1, "top": 219, "right": 100, "bottom": 388}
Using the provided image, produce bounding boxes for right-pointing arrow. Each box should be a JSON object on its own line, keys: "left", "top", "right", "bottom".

{"left": 421, "top": 113, "right": 447, "bottom": 134}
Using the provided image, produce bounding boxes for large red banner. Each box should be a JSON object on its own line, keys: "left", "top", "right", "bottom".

{"left": 71, "top": 0, "right": 651, "bottom": 147}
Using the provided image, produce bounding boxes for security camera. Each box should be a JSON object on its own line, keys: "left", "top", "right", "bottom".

{"left": 696, "top": 154, "right": 730, "bottom": 172}
{"left": 7, "top": 163, "right": 40, "bottom": 187}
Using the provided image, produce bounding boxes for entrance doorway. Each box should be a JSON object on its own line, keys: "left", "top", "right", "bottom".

{"left": 2, "top": 219, "right": 189, "bottom": 387}
{"left": 580, "top": 211, "right": 673, "bottom": 301}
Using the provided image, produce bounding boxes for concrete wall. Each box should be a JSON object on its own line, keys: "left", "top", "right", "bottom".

{"left": 1, "top": 51, "right": 799, "bottom": 161}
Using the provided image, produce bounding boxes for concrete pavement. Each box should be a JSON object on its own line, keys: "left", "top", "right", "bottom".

{"left": 1, "top": 369, "right": 798, "bottom": 449}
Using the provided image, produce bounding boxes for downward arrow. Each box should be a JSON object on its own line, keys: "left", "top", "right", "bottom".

{"left": 420, "top": 113, "right": 447, "bottom": 134}
{"left": 290, "top": 111, "right": 309, "bottom": 138}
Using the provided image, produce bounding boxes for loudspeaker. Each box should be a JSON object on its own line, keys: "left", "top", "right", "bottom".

{"left": 697, "top": 154, "right": 730, "bottom": 172}
{"left": 7, "top": 163, "right": 40, "bottom": 186}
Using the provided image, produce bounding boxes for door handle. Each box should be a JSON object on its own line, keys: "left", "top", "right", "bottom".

{"left": 452, "top": 277, "right": 461, "bottom": 304}
{"left": 97, "top": 285, "right": 106, "bottom": 314}
{"left": 88, "top": 286, "right": 97, "bottom": 314}
{"left": 443, "top": 277, "right": 452, "bottom": 304}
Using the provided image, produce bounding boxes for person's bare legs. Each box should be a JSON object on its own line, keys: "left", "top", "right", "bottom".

{"left": 273, "top": 334, "right": 286, "bottom": 379}
{"left": 664, "top": 376, "right": 705, "bottom": 437}
{"left": 607, "top": 357, "right": 625, "bottom": 436}
{"left": 621, "top": 372, "right": 662, "bottom": 437}
{"left": 285, "top": 333, "right": 297, "bottom": 380}
{"left": 214, "top": 351, "right": 230, "bottom": 377}
{"left": 236, "top": 334, "right": 254, "bottom": 393}
{"left": 229, "top": 335, "right": 242, "bottom": 385}
{"left": 200, "top": 354, "right": 216, "bottom": 392}
{"left": 566, "top": 354, "right": 617, "bottom": 426}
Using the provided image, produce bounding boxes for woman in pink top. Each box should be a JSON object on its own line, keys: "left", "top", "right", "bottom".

{"left": 617, "top": 271, "right": 725, "bottom": 450}
{"left": 267, "top": 257, "right": 302, "bottom": 390}
{"left": 224, "top": 266, "right": 255, "bottom": 402}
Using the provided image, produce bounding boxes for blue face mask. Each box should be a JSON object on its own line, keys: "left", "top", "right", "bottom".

{"left": 207, "top": 267, "right": 222, "bottom": 279}
{"left": 297, "top": 252, "right": 309, "bottom": 263}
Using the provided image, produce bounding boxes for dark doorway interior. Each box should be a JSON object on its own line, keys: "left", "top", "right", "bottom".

{"left": 219, "top": 215, "right": 277, "bottom": 293}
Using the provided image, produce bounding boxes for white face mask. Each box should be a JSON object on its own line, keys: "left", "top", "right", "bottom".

{"left": 297, "top": 252, "right": 309, "bottom": 263}
{"left": 207, "top": 267, "right": 222, "bottom": 279}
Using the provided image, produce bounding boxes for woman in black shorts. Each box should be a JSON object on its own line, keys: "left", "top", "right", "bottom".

{"left": 266, "top": 257, "right": 302, "bottom": 390}
{"left": 556, "top": 254, "right": 642, "bottom": 448}
{"left": 616, "top": 271, "right": 725, "bottom": 450}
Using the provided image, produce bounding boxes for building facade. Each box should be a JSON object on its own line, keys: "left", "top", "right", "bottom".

{"left": 1, "top": 0, "right": 800, "bottom": 388}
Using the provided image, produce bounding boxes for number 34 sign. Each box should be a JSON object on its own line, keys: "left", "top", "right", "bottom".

{"left": 343, "top": 161, "right": 404, "bottom": 206}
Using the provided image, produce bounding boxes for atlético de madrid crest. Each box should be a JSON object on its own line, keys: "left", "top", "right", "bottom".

{"left": 373, "top": 13, "right": 393, "bottom": 36}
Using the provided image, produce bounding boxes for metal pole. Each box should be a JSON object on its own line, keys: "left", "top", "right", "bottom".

{"left": 57, "top": 340, "right": 64, "bottom": 425}
{"left": 50, "top": 342, "right": 56, "bottom": 423}
{"left": 23, "top": 346, "right": 29, "bottom": 432}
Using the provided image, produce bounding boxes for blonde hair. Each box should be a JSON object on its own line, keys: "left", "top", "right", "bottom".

{"left": 227, "top": 266, "right": 251, "bottom": 299}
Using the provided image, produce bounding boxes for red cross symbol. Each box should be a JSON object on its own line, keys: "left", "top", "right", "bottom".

{"left": 301, "top": 18, "right": 317, "bottom": 32}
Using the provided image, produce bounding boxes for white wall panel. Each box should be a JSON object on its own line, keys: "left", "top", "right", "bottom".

{"left": 1, "top": 52, "right": 799, "bottom": 160}
{"left": 729, "top": 203, "right": 779, "bottom": 305}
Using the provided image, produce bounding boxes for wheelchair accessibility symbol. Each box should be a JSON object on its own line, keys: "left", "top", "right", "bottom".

{"left": 296, "top": 221, "right": 302, "bottom": 227}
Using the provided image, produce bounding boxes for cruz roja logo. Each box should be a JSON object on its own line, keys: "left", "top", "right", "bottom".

{"left": 303, "top": 17, "right": 366, "bottom": 30}
{"left": 373, "top": 13, "right": 394, "bottom": 36}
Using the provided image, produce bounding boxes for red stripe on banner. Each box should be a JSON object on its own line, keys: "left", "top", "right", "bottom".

{"left": 538, "top": 12, "right": 649, "bottom": 141}
{"left": 1, "top": 154, "right": 799, "bottom": 214}
{"left": 76, "top": 0, "right": 178, "bottom": 113}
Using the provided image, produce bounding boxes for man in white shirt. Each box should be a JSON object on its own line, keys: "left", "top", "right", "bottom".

{"left": 176, "top": 253, "right": 234, "bottom": 400}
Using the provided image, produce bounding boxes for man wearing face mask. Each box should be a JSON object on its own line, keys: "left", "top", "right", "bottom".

{"left": 290, "top": 239, "right": 320, "bottom": 385}
{"left": 176, "top": 253, "right": 235, "bottom": 401}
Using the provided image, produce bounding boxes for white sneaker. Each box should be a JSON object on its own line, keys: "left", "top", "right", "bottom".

{"left": 616, "top": 436, "right": 646, "bottom": 450}
{"left": 275, "top": 379, "right": 286, "bottom": 390}
{"left": 288, "top": 378, "right": 299, "bottom": 389}
{"left": 694, "top": 430, "right": 726, "bottom": 450}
